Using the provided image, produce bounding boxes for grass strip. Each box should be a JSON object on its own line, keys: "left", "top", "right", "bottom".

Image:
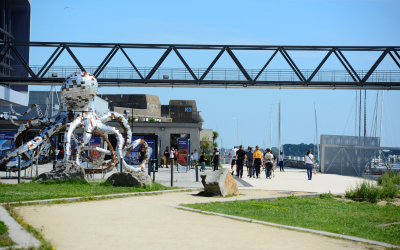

{"left": 0, "top": 179, "right": 177, "bottom": 203}
{"left": 183, "top": 194, "right": 400, "bottom": 245}
{"left": 0, "top": 219, "right": 15, "bottom": 247}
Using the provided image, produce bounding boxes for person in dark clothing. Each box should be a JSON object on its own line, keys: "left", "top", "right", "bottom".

{"left": 235, "top": 145, "right": 246, "bottom": 178}
{"left": 211, "top": 147, "right": 221, "bottom": 171}
{"left": 139, "top": 145, "right": 145, "bottom": 164}
{"left": 279, "top": 152, "right": 284, "bottom": 172}
{"left": 164, "top": 146, "right": 170, "bottom": 168}
{"left": 199, "top": 152, "right": 206, "bottom": 172}
{"left": 246, "top": 147, "right": 254, "bottom": 178}
{"left": 264, "top": 148, "right": 275, "bottom": 179}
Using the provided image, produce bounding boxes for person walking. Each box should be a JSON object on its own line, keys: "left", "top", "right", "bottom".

{"left": 228, "top": 146, "right": 238, "bottom": 175}
{"left": 246, "top": 147, "right": 254, "bottom": 178}
{"left": 305, "top": 149, "right": 315, "bottom": 180}
{"left": 193, "top": 150, "right": 198, "bottom": 168}
{"left": 164, "top": 146, "right": 170, "bottom": 168}
{"left": 138, "top": 145, "right": 145, "bottom": 165}
{"left": 169, "top": 147, "right": 175, "bottom": 169}
{"left": 264, "top": 148, "right": 275, "bottom": 179}
{"left": 279, "top": 152, "right": 284, "bottom": 172}
{"left": 253, "top": 145, "right": 263, "bottom": 179}
{"left": 235, "top": 145, "right": 246, "bottom": 178}
{"left": 211, "top": 147, "right": 221, "bottom": 171}
{"left": 199, "top": 152, "right": 206, "bottom": 172}
{"left": 190, "top": 153, "right": 194, "bottom": 169}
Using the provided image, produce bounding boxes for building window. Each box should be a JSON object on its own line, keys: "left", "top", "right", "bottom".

{"left": 170, "top": 134, "right": 190, "bottom": 149}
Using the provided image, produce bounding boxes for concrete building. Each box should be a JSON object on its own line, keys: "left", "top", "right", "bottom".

{"left": 98, "top": 94, "right": 202, "bottom": 155}
{"left": 0, "top": 0, "right": 31, "bottom": 107}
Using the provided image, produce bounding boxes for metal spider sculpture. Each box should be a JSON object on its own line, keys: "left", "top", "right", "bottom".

{"left": 0, "top": 72, "right": 149, "bottom": 173}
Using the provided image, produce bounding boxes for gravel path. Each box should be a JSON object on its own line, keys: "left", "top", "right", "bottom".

{"left": 15, "top": 190, "right": 383, "bottom": 250}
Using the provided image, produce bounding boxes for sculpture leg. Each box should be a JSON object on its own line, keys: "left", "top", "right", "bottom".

{"left": 99, "top": 112, "right": 132, "bottom": 146}
{"left": 73, "top": 124, "right": 93, "bottom": 165}
{"left": 0, "top": 119, "right": 65, "bottom": 170}
{"left": 63, "top": 116, "right": 83, "bottom": 162}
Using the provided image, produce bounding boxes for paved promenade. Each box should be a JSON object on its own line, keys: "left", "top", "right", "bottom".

{"left": 1, "top": 163, "right": 366, "bottom": 194}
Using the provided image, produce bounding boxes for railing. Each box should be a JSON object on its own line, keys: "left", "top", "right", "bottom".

{"left": 4, "top": 65, "right": 400, "bottom": 83}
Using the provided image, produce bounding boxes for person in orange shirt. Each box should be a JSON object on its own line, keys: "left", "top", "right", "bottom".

{"left": 252, "top": 145, "right": 263, "bottom": 179}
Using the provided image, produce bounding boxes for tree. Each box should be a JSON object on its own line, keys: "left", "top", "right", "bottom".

{"left": 212, "top": 131, "right": 219, "bottom": 149}
{"left": 201, "top": 136, "right": 211, "bottom": 153}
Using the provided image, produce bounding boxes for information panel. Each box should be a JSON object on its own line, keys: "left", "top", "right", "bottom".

{"left": 177, "top": 139, "right": 190, "bottom": 172}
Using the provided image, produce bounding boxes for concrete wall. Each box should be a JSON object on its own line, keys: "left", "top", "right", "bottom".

{"left": 200, "top": 129, "right": 213, "bottom": 141}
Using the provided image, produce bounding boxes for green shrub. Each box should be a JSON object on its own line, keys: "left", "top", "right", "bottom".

{"left": 205, "top": 154, "right": 212, "bottom": 166}
{"left": 319, "top": 193, "right": 334, "bottom": 199}
{"left": 381, "top": 179, "right": 399, "bottom": 199}
{"left": 345, "top": 181, "right": 382, "bottom": 203}
{"left": 377, "top": 170, "right": 400, "bottom": 186}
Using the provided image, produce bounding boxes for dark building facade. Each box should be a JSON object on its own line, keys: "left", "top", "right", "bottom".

{"left": 0, "top": 0, "right": 31, "bottom": 93}
{"left": 0, "top": 0, "right": 30, "bottom": 107}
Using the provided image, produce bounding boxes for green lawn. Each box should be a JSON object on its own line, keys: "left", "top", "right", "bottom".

{"left": 183, "top": 194, "right": 400, "bottom": 245}
{"left": 0, "top": 179, "right": 176, "bottom": 203}
{"left": 0, "top": 220, "right": 15, "bottom": 247}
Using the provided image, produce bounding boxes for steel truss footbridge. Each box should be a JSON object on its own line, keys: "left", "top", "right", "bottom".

{"left": 1, "top": 41, "right": 400, "bottom": 89}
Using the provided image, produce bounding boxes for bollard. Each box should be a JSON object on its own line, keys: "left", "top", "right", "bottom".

{"left": 171, "top": 159, "right": 173, "bottom": 187}
{"left": 195, "top": 164, "right": 199, "bottom": 182}
{"left": 120, "top": 156, "right": 123, "bottom": 173}
{"left": 18, "top": 156, "right": 21, "bottom": 184}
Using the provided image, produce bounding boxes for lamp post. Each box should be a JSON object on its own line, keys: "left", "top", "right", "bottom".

{"left": 271, "top": 103, "right": 280, "bottom": 152}
{"left": 233, "top": 118, "right": 239, "bottom": 147}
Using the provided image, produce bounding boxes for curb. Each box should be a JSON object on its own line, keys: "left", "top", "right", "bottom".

{"left": 0, "top": 206, "right": 41, "bottom": 250}
{"left": 171, "top": 193, "right": 400, "bottom": 249}
{"left": 0, "top": 188, "right": 197, "bottom": 206}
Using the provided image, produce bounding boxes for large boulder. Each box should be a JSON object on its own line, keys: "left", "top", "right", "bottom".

{"left": 107, "top": 172, "right": 153, "bottom": 187}
{"left": 36, "top": 161, "right": 85, "bottom": 182}
{"left": 201, "top": 168, "right": 239, "bottom": 197}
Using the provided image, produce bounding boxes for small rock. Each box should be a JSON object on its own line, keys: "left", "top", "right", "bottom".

{"left": 107, "top": 172, "right": 153, "bottom": 187}
{"left": 201, "top": 168, "right": 239, "bottom": 197}
{"left": 36, "top": 161, "right": 85, "bottom": 182}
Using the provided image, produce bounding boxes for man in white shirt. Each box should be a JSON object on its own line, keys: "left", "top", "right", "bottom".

{"left": 264, "top": 148, "right": 275, "bottom": 179}
{"left": 228, "top": 146, "right": 238, "bottom": 175}
{"left": 193, "top": 150, "right": 198, "bottom": 167}
{"left": 279, "top": 152, "right": 284, "bottom": 172}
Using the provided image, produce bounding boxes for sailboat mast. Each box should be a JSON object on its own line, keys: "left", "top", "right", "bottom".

{"left": 278, "top": 101, "right": 281, "bottom": 154}
{"left": 364, "top": 90, "right": 367, "bottom": 137}
{"left": 270, "top": 106, "right": 272, "bottom": 149}
{"left": 314, "top": 102, "right": 319, "bottom": 160}
{"left": 359, "top": 90, "right": 361, "bottom": 136}
{"left": 380, "top": 91, "right": 384, "bottom": 145}
{"left": 355, "top": 90, "right": 358, "bottom": 136}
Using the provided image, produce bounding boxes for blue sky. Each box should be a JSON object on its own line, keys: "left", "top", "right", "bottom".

{"left": 29, "top": 0, "right": 400, "bottom": 149}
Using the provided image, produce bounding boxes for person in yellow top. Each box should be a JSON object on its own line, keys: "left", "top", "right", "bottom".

{"left": 252, "top": 145, "right": 263, "bottom": 179}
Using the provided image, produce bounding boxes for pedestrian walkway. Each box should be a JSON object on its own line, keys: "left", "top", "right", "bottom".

{"left": 0, "top": 163, "right": 366, "bottom": 194}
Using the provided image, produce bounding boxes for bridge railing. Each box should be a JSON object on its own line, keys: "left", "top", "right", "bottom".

{"left": 4, "top": 65, "right": 400, "bottom": 82}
